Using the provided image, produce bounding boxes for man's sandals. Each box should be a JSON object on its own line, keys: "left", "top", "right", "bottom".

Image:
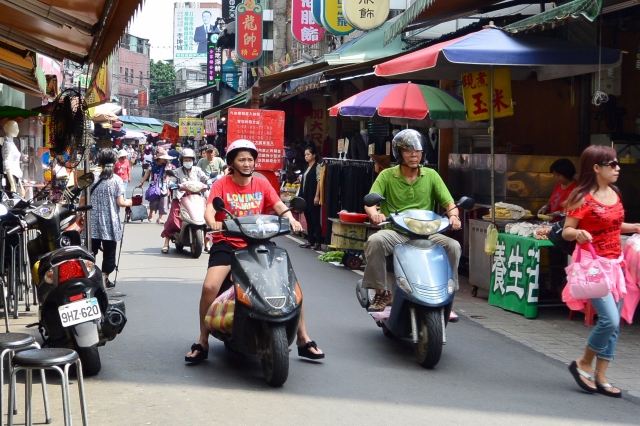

{"left": 185, "top": 343, "right": 208, "bottom": 364}
{"left": 297, "top": 341, "right": 325, "bottom": 360}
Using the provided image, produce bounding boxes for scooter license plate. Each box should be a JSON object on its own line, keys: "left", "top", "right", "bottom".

{"left": 58, "top": 298, "right": 101, "bottom": 327}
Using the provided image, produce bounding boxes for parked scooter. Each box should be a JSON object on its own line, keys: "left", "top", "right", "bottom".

{"left": 7, "top": 173, "right": 127, "bottom": 376}
{"left": 207, "top": 196, "right": 306, "bottom": 387}
{"left": 355, "top": 193, "right": 474, "bottom": 368}
{"left": 165, "top": 169, "right": 209, "bottom": 258}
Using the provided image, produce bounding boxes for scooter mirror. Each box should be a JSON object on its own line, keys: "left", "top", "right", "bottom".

{"left": 289, "top": 197, "right": 306, "bottom": 212}
{"left": 77, "top": 173, "right": 95, "bottom": 189}
{"left": 364, "top": 192, "right": 385, "bottom": 207}
{"left": 212, "top": 196, "right": 226, "bottom": 212}
{"left": 456, "top": 196, "right": 475, "bottom": 210}
{"left": 165, "top": 169, "right": 177, "bottom": 178}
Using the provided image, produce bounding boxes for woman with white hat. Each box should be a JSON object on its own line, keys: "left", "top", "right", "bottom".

{"left": 138, "top": 147, "right": 174, "bottom": 223}
{"left": 114, "top": 149, "right": 131, "bottom": 191}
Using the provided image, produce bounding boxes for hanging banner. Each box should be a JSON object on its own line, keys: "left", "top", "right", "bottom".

{"left": 462, "top": 68, "right": 514, "bottom": 122}
{"left": 236, "top": 0, "right": 263, "bottom": 63}
{"left": 85, "top": 62, "right": 110, "bottom": 107}
{"left": 292, "top": 0, "right": 326, "bottom": 45}
{"left": 138, "top": 87, "right": 148, "bottom": 109}
{"left": 321, "top": 0, "right": 355, "bottom": 35}
{"left": 179, "top": 118, "right": 205, "bottom": 137}
{"left": 227, "top": 108, "right": 284, "bottom": 171}
{"left": 222, "top": 0, "right": 237, "bottom": 20}
{"left": 342, "top": 0, "right": 389, "bottom": 31}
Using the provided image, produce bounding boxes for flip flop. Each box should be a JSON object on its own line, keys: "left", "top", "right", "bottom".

{"left": 185, "top": 343, "right": 208, "bottom": 364}
{"left": 568, "top": 361, "right": 596, "bottom": 393}
{"left": 596, "top": 382, "right": 622, "bottom": 398}
{"left": 297, "top": 341, "right": 325, "bottom": 360}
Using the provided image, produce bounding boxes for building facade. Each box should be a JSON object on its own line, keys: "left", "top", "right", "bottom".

{"left": 113, "top": 33, "right": 151, "bottom": 117}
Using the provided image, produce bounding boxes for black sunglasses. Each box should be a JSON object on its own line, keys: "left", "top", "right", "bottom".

{"left": 599, "top": 160, "right": 620, "bottom": 168}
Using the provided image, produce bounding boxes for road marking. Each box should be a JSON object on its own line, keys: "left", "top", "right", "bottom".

{"left": 285, "top": 234, "right": 306, "bottom": 245}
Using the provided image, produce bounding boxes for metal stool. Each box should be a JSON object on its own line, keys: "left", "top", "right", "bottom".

{"left": 0, "top": 333, "right": 50, "bottom": 425}
{"left": 8, "top": 348, "right": 86, "bottom": 426}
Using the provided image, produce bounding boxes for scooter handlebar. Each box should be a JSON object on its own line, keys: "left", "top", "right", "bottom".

{"left": 76, "top": 205, "right": 92, "bottom": 212}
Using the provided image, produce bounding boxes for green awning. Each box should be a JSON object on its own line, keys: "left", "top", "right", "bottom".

{"left": 131, "top": 123, "right": 163, "bottom": 133}
{"left": 384, "top": 0, "right": 435, "bottom": 46}
{"left": 505, "top": 0, "right": 602, "bottom": 33}
{"left": 0, "top": 105, "right": 40, "bottom": 119}
{"left": 325, "top": 20, "right": 408, "bottom": 65}
{"left": 201, "top": 90, "right": 249, "bottom": 119}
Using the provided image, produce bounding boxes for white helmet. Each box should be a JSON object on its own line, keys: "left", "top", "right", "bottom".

{"left": 180, "top": 148, "right": 196, "bottom": 160}
{"left": 226, "top": 139, "right": 258, "bottom": 177}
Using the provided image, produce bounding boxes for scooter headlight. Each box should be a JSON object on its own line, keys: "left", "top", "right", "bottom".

{"left": 180, "top": 207, "right": 191, "bottom": 220}
{"left": 447, "top": 278, "right": 456, "bottom": 295}
{"left": 397, "top": 276, "right": 412, "bottom": 294}
{"left": 403, "top": 218, "right": 441, "bottom": 235}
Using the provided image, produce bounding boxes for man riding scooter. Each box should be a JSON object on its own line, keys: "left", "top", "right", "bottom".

{"left": 185, "top": 139, "right": 324, "bottom": 363}
{"left": 363, "top": 129, "right": 462, "bottom": 321}
{"left": 161, "top": 148, "right": 209, "bottom": 253}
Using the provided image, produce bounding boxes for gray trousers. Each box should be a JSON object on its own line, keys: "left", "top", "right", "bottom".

{"left": 362, "top": 230, "right": 461, "bottom": 293}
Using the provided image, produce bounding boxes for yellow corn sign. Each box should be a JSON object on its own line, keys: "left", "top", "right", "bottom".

{"left": 462, "top": 68, "right": 514, "bottom": 122}
{"left": 179, "top": 118, "right": 204, "bottom": 137}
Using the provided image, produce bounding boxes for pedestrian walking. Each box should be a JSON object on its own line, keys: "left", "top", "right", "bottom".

{"left": 138, "top": 147, "right": 174, "bottom": 224}
{"left": 298, "top": 144, "right": 322, "bottom": 250}
{"left": 90, "top": 149, "right": 132, "bottom": 289}
{"left": 114, "top": 149, "right": 132, "bottom": 191}
{"left": 563, "top": 145, "right": 640, "bottom": 397}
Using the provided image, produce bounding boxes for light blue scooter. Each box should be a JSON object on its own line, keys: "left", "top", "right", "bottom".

{"left": 356, "top": 193, "right": 474, "bottom": 368}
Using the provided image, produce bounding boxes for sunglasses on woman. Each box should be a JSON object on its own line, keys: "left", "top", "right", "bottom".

{"left": 599, "top": 160, "right": 620, "bottom": 168}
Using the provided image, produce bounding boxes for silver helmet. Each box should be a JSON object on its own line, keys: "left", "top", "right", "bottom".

{"left": 392, "top": 129, "right": 425, "bottom": 163}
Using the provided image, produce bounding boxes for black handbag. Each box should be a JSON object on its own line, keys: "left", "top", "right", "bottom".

{"left": 547, "top": 218, "right": 576, "bottom": 255}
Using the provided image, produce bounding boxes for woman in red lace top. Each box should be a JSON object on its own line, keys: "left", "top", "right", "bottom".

{"left": 563, "top": 145, "right": 640, "bottom": 397}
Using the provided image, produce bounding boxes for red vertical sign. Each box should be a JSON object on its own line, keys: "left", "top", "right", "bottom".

{"left": 235, "top": 0, "right": 263, "bottom": 63}
{"left": 138, "top": 88, "right": 148, "bottom": 109}
{"left": 292, "top": 0, "right": 325, "bottom": 45}
{"left": 227, "top": 108, "right": 284, "bottom": 171}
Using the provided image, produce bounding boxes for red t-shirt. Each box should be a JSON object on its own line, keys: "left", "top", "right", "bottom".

{"left": 548, "top": 181, "right": 576, "bottom": 220}
{"left": 114, "top": 159, "right": 130, "bottom": 182}
{"left": 208, "top": 175, "right": 281, "bottom": 248}
{"left": 567, "top": 193, "right": 624, "bottom": 259}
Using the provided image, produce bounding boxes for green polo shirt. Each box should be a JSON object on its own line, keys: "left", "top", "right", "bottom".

{"left": 369, "top": 166, "right": 454, "bottom": 217}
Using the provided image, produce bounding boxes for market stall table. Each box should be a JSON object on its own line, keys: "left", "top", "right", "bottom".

{"left": 489, "top": 232, "right": 555, "bottom": 319}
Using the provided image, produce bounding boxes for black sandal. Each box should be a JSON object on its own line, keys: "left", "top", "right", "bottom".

{"left": 297, "top": 341, "right": 325, "bottom": 360}
{"left": 185, "top": 343, "right": 208, "bottom": 364}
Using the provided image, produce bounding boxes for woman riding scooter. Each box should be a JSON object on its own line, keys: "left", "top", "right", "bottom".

{"left": 185, "top": 139, "right": 324, "bottom": 363}
{"left": 161, "top": 148, "right": 209, "bottom": 253}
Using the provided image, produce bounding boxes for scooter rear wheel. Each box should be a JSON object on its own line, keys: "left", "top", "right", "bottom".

{"left": 76, "top": 344, "right": 101, "bottom": 376}
{"left": 415, "top": 308, "right": 443, "bottom": 369}
{"left": 258, "top": 322, "right": 289, "bottom": 387}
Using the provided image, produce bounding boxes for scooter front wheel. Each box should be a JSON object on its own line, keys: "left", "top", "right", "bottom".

{"left": 258, "top": 322, "right": 289, "bottom": 387}
{"left": 415, "top": 308, "right": 443, "bottom": 369}
{"left": 190, "top": 228, "right": 204, "bottom": 259}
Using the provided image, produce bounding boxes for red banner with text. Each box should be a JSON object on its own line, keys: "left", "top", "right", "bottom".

{"left": 235, "top": 0, "right": 263, "bottom": 63}
{"left": 228, "top": 108, "right": 284, "bottom": 171}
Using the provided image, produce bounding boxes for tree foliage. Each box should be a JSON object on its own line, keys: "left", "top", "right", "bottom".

{"left": 149, "top": 60, "right": 176, "bottom": 103}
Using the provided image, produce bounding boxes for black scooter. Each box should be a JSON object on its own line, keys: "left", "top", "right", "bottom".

{"left": 7, "top": 173, "right": 127, "bottom": 376}
{"left": 208, "top": 196, "right": 306, "bottom": 387}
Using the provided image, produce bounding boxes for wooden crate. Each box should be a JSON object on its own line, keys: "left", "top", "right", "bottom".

{"left": 329, "top": 219, "right": 377, "bottom": 251}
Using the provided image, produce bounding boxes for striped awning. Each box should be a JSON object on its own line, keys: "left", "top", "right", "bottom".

{"left": 505, "top": 0, "right": 602, "bottom": 33}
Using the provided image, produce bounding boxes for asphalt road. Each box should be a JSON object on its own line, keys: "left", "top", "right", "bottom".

{"left": 13, "top": 168, "right": 640, "bottom": 425}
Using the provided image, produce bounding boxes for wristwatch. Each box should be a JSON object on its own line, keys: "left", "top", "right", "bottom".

{"left": 449, "top": 214, "right": 460, "bottom": 220}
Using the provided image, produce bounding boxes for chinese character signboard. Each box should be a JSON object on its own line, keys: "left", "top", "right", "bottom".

{"left": 138, "top": 87, "right": 148, "bottom": 109}
{"left": 236, "top": 0, "right": 263, "bottom": 63}
{"left": 174, "top": 7, "right": 222, "bottom": 61}
{"left": 304, "top": 100, "right": 328, "bottom": 156}
{"left": 462, "top": 68, "right": 514, "bottom": 122}
{"left": 292, "top": 0, "right": 326, "bottom": 45}
{"left": 321, "top": 0, "right": 355, "bottom": 35}
{"left": 205, "top": 117, "right": 218, "bottom": 135}
{"left": 207, "top": 33, "right": 223, "bottom": 85}
{"left": 312, "top": 0, "right": 325, "bottom": 31}
{"left": 489, "top": 233, "right": 554, "bottom": 318}
{"left": 228, "top": 109, "right": 284, "bottom": 171}
{"left": 179, "top": 118, "right": 205, "bottom": 137}
{"left": 342, "top": 0, "right": 388, "bottom": 30}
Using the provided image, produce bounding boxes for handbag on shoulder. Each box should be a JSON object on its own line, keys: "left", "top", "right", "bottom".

{"left": 547, "top": 218, "right": 576, "bottom": 255}
{"left": 565, "top": 243, "right": 610, "bottom": 299}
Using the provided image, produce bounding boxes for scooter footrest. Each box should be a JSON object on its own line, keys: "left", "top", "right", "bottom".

{"left": 370, "top": 307, "right": 391, "bottom": 322}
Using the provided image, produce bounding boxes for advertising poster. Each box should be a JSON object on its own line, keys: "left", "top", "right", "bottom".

{"left": 462, "top": 68, "right": 514, "bottom": 122}
{"left": 342, "top": 0, "right": 389, "bottom": 30}
{"left": 236, "top": 0, "right": 264, "bottom": 63}
{"left": 227, "top": 108, "right": 284, "bottom": 171}
{"left": 178, "top": 118, "right": 205, "bottom": 137}
{"left": 304, "top": 99, "right": 328, "bottom": 156}
{"left": 174, "top": 7, "right": 222, "bottom": 60}
{"left": 292, "top": 0, "right": 325, "bottom": 45}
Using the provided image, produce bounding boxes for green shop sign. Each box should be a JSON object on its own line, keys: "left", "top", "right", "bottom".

{"left": 488, "top": 233, "right": 554, "bottom": 318}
